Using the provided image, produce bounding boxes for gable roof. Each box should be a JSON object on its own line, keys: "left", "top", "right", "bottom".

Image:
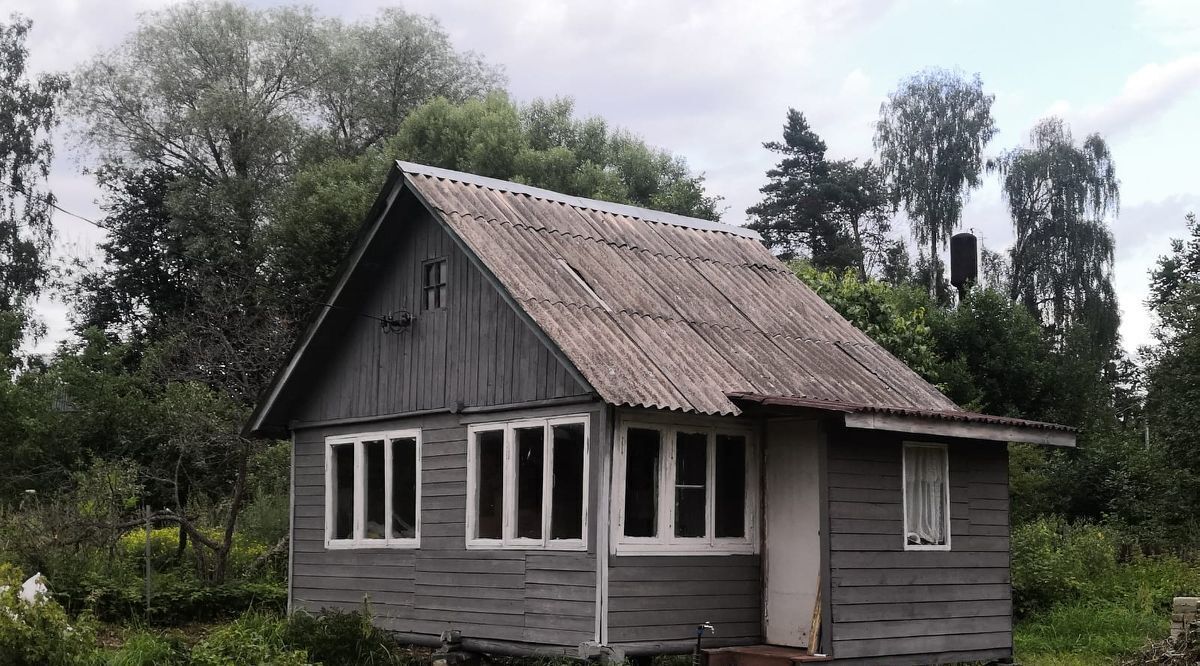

{"left": 400, "top": 161, "right": 957, "bottom": 416}
{"left": 247, "top": 161, "right": 1074, "bottom": 446}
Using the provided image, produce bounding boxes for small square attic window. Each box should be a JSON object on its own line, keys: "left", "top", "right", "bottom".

{"left": 423, "top": 259, "right": 447, "bottom": 310}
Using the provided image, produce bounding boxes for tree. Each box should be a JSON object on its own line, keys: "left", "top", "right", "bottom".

{"left": 874, "top": 69, "right": 997, "bottom": 297}
{"left": 268, "top": 93, "right": 723, "bottom": 317}
{"left": 748, "top": 110, "right": 893, "bottom": 277}
{"left": 827, "top": 159, "right": 894, "bottom": 280}
{"left": 993, "top": 118, "right": 1120, "bottom": 353}
{"left": 0, "top": 15, "right": 69, "bottom": 355}
{"left": 1144, "top": 213, "right": 1200, "bottom": 477}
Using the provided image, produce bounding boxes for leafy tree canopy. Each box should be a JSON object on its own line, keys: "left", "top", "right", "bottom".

{"left": 0, "top": 15, "right": 69, "bottom": 355}
{"left": 875, "top": 68, "right": 997, "bottom": 295}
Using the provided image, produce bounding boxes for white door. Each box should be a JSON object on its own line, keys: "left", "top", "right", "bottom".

{"left": 763, "top": 419, "right": 822, "bottom": 647}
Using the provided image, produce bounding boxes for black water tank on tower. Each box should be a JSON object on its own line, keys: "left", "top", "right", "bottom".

{"left": 950, "top": 232, "right": 978, "bottom": 291}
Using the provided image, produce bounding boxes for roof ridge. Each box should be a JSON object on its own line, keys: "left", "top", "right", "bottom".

{"left": 437, "top": 206, "right": 789, "bottom": 275}
{"left": 398, "top": 160, "right": 762, "bottom": 240}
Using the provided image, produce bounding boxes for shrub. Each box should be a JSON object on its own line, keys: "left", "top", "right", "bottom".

{"left": 284, "top": 607, "right": 413, "bottom": 665}
{"left": 190, "top": 611, "right": 309, "bottom": 666}
{"left": 79, "top": 575, "right": 286, "bottom": 625}
{"left": 0, "top": 564, "right": 97, "bottom": 666}
{"left": 1011, "top": 517, "right": 1118, "bottom": 616}
{"left": 101, "top": 631, "right": 187, "bottom": 666}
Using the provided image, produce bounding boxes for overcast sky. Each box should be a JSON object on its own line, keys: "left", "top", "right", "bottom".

{"left": 12, "top": 0, "right": 1200, "bottom": 357}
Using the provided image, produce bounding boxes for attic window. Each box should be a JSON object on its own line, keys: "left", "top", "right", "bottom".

{"left": 423, "top": 259, "right": 447, "bottom": 310}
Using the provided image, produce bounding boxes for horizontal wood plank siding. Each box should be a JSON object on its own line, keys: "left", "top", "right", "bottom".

{"left": 294, "top": 204, "right": 589, "bottom": 424}
{"left": 606, "top": 555, "right": 761, "bottom": 644}
{"left": 826, "top": 429, "right": 1012, "bottom": 664}
{"left": 291, "top": 406, "right": 603, "bottom": 647}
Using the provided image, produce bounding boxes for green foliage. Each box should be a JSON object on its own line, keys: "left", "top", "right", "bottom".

{"left": 0, "top": 564, "right": 97, "bottom": 666}
{"left": 100, "top": 631, "right": 187, "bottom": 666}
{"left": 792, "top": 263, "right": 941, "bottom": 382}
{"left": 1017, "top": 601, "right": 1166, "bottom": 665}
{"left": 0, "top": 14, "right": 70, "bottom": 349}
{"left": 927, "top": 288, "right": 1052, "bottom": 416}
{"left": 189, "top": 612, "right": 308, "bottom": 666}
{"left": 747, "top": 109, "right": 894, "bottom": 278}
{"left": 284, "top": 607, "right": 414, "bottom": 665}
{"left": 1011, "top": 517, "right": 1119, "bottom": 617}
{"left": 1014, "top": 547, "right": 1200, "bottom": 664}
{"left": 270, "top": 92, "right": 721, "bottom": 322}
{"left": 874, "top": 68, "right": 997, "bottom": 295}
{"left": 993, "top": 117, "right": 1120, "bottom": 355}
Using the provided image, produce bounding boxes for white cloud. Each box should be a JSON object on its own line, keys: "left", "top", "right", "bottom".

{"left": 1058, "top": 54, "right": 1200, "bottom": 137}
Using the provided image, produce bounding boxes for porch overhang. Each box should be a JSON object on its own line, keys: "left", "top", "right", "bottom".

{"left": 727, "top": 392, "right": 1076, "bottom": 448}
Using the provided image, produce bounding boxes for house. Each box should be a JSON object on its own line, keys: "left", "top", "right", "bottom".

{"left": 245, "top": 161, "right": 1075, "bottom": 665}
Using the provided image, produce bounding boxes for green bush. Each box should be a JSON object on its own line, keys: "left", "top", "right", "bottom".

{"left": 77, "top": 575, "right": 285, "bottom": 625}
{"left": 190, "top": 611, "right": 309, "bottom": 666}
{"left": 1012, "top": 517, "right": 1118, "bottom": 616}
{"left": 284, "top": 607, "right": 413, "bottom": 665}
{"left": 100, "top": 631, "right": 187, "bottom": 666}
{"left": 0, "top": 564, "right": 97, "bottom": 666}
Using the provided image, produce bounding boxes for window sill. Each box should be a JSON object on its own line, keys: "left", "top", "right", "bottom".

{"left": 612, "top": 542, "right": 757, "bottom": 556}
{"left": 904, "top": 543, "right": 952, "bottom": 551}
{"left": 465, "top": 540, "right": 587, "bottom": 552}
{"left": 325, "top": 540, "right": 420, "bottom": 550}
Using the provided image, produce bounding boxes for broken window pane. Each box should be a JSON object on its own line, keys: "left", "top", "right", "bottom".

{"left": 363, "top": 440, "right": 385, "bottom": 539}
{"left": 515, "top": 426, "right": 545, "bottom": 539}
{"left": 550, "top": 423, "right": 585, "bottom": 540}
{"left": 714, "top": 434, "right": 747, "bottom": 538}
{"left": 475, "top": 429, "right": 504, "bottom": 539}
{"left": 624, "top": 427, "right": 661, "bottom": 538}
{"left": 674, "top": 431, "right": 708, "bottom": 538}
{"left": 391, "top": 437, "right": 418, "bottom": 539}
{"left": 332, "top": 444, "right": 354, "bottom": 540}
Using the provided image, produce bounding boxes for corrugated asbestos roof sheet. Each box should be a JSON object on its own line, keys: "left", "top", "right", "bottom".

{"left": 728, "top": 393, "right": 1075, "bottom": 432}
{"left": 400, "top": 161, "right": 964, "bottom": 416}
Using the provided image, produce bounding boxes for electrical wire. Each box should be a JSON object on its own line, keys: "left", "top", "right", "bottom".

{"left": 0, "top": 180, "right": 403, "bottom": 328}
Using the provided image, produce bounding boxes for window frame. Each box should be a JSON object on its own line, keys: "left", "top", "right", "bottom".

{"left": 324, "top": 429, "right": 422, "bottom": 550}
{"left": 611, "top": 419, "right": 759, "bottom": 556}
{"left": 422, "top": 258, "right": 448, "bottom": 311}
{"left": 465, "top": 415, "right": 590, "bottom": 551}
{"left": 901, "top": 441, "right": 952, "bottom": 552}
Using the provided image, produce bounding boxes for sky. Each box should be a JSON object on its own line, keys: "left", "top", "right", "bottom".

{"left": 12, "top": 0, "right": 1200, "bottom": 356}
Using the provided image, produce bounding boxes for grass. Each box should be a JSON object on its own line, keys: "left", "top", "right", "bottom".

{"left": 1013, "top": 553, "right": 1200, "bottom": 665}
{"left": 1015, "top": 600, "right": 1168, "bottom": 665}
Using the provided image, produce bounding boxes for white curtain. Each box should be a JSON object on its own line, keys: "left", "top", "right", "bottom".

{"left": 905, "top": 446, "right": 947, "bottom": 546}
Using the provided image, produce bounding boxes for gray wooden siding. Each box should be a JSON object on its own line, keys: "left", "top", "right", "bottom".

{"left": 295, "top": 204, "right": 588, "bottom": 424}
{"left": 605, "top": 555, "right": 761, "bottom": 644}
{"left": 291, "top": 406, "right": 603, "bottom": 647}
{"left": 826, "top": 429, "right": 1012, "bottom": 665}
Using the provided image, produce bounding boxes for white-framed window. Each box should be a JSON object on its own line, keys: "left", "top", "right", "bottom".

{"left": 902, "top": 442, "right": 950, "bottom": 551}
{"left": 466, "top": 415, "right": 589, "bottom": 550}
{"left": 611, "top": 420, "right": 758, "bottom": 555}
{"left": 325, "top": 429, "right": 421, "bottom": 549}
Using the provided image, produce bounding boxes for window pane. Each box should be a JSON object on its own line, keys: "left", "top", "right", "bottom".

{"left": 905, "top": 446, "right": 948, "bottom": 546}
{"left": 550, "top": 423, "right": 585, "bottom": 540}
{"left": 331, "top": 444, "right": 354, "bottom": 540}
{"left": 516, "top": 426, "right": 545, "bottom": 539}
{"left": 714, "top": 434, "right": 747, "bottom": 538}
{"left": 363, "top": 440, "right": 385, "bottom": 540}
{"left": 391, "top": 438, "right": 417, "bottom": 539}
{"left": 624, "top": 428, "right": 660, "bottom": 538}
{"left": 674, "top": 432, "right": 708, "bottom": 538}
{"left": 475, "top": 430, "right": 504, "bottom": 539}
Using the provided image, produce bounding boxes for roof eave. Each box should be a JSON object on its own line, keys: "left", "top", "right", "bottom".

{"left": 842, "top": 411, "right": 1077, "bottom": 448}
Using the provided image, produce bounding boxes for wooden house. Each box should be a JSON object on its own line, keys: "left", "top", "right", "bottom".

{"left": 246, "top": 161, "right": 1075, "bottom": 665}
